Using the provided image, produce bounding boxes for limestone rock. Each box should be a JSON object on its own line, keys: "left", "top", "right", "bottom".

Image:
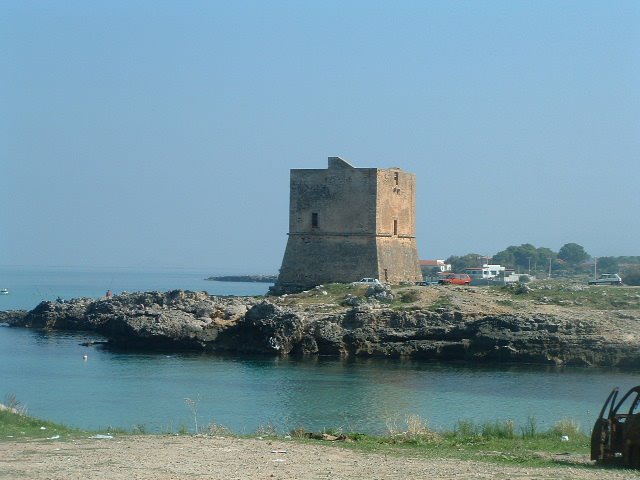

{"left": 4, "top": 288, "right": 640, "bottom": 367}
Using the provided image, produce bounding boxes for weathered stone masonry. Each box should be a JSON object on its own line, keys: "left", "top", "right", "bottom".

{"left": 272, "top": 157, "right": 422, "bottom": 293}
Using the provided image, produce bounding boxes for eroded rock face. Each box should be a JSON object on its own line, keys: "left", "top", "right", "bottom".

{"left": 4, "top": 289, "right": 640, "bottom": 367}
{"left": 5, "top": 291, "right": 259, "bottom": 350}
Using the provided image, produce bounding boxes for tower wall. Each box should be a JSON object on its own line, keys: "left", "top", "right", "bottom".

{"left": 273, "top": 157, "right": 422, "bottom": 293}
{"left": 374, "top": 169, "right": 423, "bottom": 283}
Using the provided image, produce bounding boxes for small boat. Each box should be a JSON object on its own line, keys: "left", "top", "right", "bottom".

{"left": 0, "top": 288, "right": 8, "bottom": 295}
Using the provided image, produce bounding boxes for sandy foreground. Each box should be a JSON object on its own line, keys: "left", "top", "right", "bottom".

{"left": 2, "top": 435, "right": 640, "bottom": 480}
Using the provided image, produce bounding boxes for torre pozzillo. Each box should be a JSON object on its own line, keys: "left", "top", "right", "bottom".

{"left": 272, "top": 157, "right": 422, "bottom": 293}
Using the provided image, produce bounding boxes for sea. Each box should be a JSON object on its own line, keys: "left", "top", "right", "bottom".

{"left": 0, "top": 265, "right": 637, "bottom": 435}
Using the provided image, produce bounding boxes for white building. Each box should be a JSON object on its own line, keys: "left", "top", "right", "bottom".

{"left": 464, "top": 264, "right": 524, "bottom": 284}
{"left": 464, "top": 264, "right": 509, "bottom": 280}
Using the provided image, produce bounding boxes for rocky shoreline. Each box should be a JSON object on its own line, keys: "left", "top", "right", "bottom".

{"left": 3, "top": 283, "right": 640, "bottom": 367}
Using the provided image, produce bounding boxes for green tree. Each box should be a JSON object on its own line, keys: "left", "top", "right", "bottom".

{"left": 446, "top": 253, "right": 484, "bottom": 273}
{"left": 596, "top": 256, "right": 619, "bottom": 273}
{"left": 493, "top": 244, "right": 557, "bottom": 273}
{"left": 536, "top": 247, "right": 557, "bottom": 275}
{"left": 512, "top": 244, "right": 539, "bottom": 273}
{"left": 558, "top": 243, "right": 589, "bottom": 267}
{"left": 622, "top": 266, "right": 640, "bottom": 286}
{"left": 492, "top": 248, "right": 516, "bottom": 269}
{"left": 619, "top": 256, "right": 640, "bottom": 265}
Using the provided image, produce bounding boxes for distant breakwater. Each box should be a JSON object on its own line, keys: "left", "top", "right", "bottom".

{"left": 206, "top": 275, "right": 277, "bottom": 283}
{"left": 2, "top": 290, "right": 639, "bottom": 368}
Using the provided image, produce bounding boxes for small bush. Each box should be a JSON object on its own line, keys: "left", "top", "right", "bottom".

{"left": 520, "top": 415, "right": 538, "bottom": 438}
{"left": 507, "top": 282, "right": 530, "bottom": 295}
{"left": 385, "top": 414, "right": 401, "bottom": 436}
{"left": 453, "top": 419, "right": 478, "bottom": 439}
{"left": 404, "top": 414, "right": 441, "bottom": 443}
{"left": 481, "top": 420, "right": 515, "bottom": 439}
{"left": 132, "top": 423, "right": 147, "bottom": 434}
{"left": 206, "top": 422, "right": 233, "bottom": 436}
{"left": 399, "top": 289, "right": 420, "bottom": 303}
{"left": 322, "top": 426, "right": 343, "bottom": 436}
{"left": 255, "top": 421, "right": 279, "bottom": 437}
{"left": 384, "top": 414, "right": 440, "bottom": 444}
{"left": 3, "top": 393, "right": 26, "bottom": 415}
{"left": 550, "top": 417, "right": 581, "bottom": 437}
{"left": 289, "top": 426, "right": 308, "bottom": 439}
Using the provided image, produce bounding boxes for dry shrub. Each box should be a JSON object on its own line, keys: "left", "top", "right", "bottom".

{"left": 205, "top": 422, "right": 233, "bottom": 436}
{"left": 289, "top": 426, "right": 308, "bottom": 439}
{"left": 551, "top": 417, "right": 582, "bottom": 437}
{"left": 386, "top": 413, "right": 441, "bottom": 443}
{"left": 255, "top": 421, "right": 279, "bottom": 437}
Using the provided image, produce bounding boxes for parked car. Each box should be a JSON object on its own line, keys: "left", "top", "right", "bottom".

{"left": 591, "top": 386, "right": 640, "bottom": 467}
{"left": 438, "top": 273, "right": 471, "bottom": 285}
{"left": 589, "top": 274, "right": 623, "bottom": 286}
{"left": 353, "top": 278, "right": 382, "bottom": 286}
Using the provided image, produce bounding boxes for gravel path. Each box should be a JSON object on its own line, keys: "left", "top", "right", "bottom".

{"left": 2, "top": 435, "right": 640, "bottom": 480}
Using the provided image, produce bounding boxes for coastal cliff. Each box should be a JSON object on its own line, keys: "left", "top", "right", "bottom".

{"left": 3, "top": 281, "right": 640, "bottom": 367}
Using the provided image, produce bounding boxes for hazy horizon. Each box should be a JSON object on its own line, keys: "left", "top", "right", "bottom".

{"left": 3, "top": 1, "right": 638, "bottom": 273}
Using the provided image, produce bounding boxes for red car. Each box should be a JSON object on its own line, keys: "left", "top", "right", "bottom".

{"left": 438, "top": 273, "right": 472, "bottom": 285}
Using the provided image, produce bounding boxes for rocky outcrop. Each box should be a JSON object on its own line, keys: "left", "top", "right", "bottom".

{"left": 3, "top": 289, "right": 640, "bottom": 367}
{"left": 0, "top": 310, "right": 27, "bottom": 324}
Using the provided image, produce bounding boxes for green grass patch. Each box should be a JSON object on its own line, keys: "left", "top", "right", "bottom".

{"left": 389, "top": 288, "right": 425, "bottom": 310}
{"left": 0, "top": 405, "right": 596, "bottom": 470}
{"left": 0, "top": 409, "right": 83, "bottom": 440}
{"left": 324, "top": 417, "right": 591, "bottom": 468}
{"left": 276, "top": 283, "right": 357, "bottom": 308}
{"left": 319, "top": 283, "right": 358, "bottom": 297}
{"left": 496, "top": 280, "right": 640, "bottom": 311}
{"left": 398, "top": 289, "right": 421, "bottom": 304}
{"left": 428, "top": 294, "right": 453, "bottom": 312}
{"left": 282, "top": 415, "right": 593, "bottom": 469}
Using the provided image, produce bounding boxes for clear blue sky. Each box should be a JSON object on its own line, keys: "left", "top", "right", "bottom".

{"left": 2, "top": 1, "right": 639, "bottom": 273}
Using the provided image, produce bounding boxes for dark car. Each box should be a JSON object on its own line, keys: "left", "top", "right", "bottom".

{"left": 438, "top": 273, "right": 471, "bottom": 285}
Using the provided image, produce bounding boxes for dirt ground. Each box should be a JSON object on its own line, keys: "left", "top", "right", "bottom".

{"left": 2, "top": 435, "right": 640, "bottom": 480}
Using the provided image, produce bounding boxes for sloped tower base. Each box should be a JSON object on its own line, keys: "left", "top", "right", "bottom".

{"left": 272, "top": 234, "right": 422, "bottom": 294}
{"left": 273, "top": 235, "right": 379, "bottom": 294}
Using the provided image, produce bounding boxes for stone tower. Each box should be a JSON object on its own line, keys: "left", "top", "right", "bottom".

{"left": 272, "top": 157, "right": 422, "bottom": 293}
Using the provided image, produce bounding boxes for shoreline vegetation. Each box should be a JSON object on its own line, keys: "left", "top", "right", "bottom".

{"left": 0, "top": 399, "right": 592, "bottom": 464}
{"left": 4, "top": 400, "right": 640, "bottom": 479}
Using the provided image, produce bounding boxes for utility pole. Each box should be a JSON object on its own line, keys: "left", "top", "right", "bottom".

{"left": 548, "top": 258, "right": 552, "bottom": 279}
{"left": 594, "top": 257, "right": 598, "bottom": 280}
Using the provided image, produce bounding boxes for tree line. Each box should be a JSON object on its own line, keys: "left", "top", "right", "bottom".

{"left": 443, "top": 243, "right": 640, "bottom": 285}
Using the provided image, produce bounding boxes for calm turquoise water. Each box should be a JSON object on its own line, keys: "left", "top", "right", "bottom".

{"left": 0, "top": 267, "right": 638, "bottom": 435}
